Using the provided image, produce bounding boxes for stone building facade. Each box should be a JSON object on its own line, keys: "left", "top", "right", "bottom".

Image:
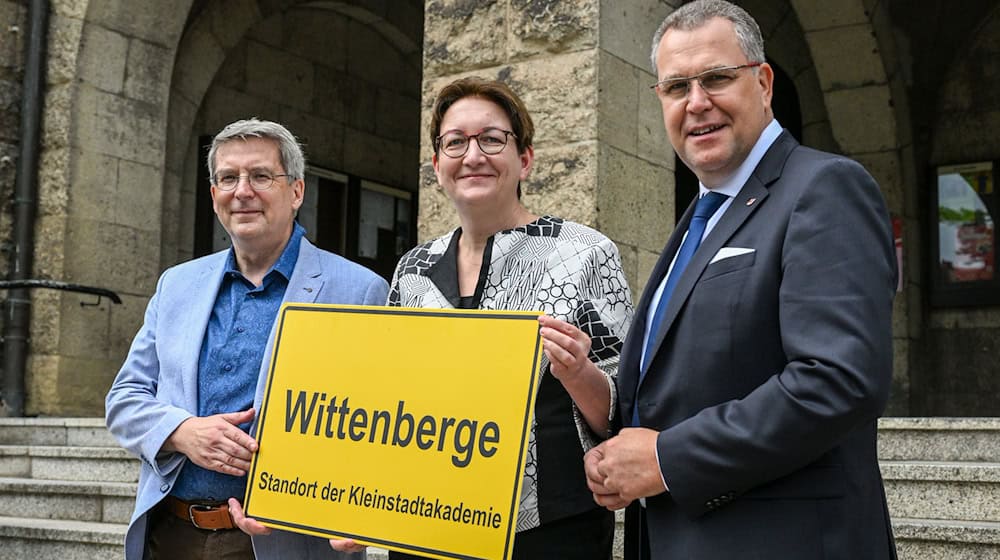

{"left": 0, "top": 0, "right": 998, "bottom": 417}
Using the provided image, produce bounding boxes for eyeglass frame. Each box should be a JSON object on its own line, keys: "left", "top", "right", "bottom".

{"left": 211, "top": 171, "right": 293, "bottom": 191}
{"left": 650, "top": 62, "right": 763, "bottom": 99}
{"left": 433, "top": 128, "right": 517, "bottom": 158}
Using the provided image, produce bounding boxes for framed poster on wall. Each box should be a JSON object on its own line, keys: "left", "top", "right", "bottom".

{"left": 931, "top": 161, "right": 999, "bottom": 306}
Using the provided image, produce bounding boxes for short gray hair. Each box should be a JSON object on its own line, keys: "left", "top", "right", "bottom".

{"left": 207, "top": 118, "right": 305, "bottom": 182}
{"left": 650, "top": 0, "right": 765, "bottom": 72}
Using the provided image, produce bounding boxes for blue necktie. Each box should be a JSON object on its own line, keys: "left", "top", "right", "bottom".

{"left": 632, "top": 191, "right": 727, "bottom": 426}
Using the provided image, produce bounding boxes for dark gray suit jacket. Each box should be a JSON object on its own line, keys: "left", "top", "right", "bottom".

{"left": 618, "top": 131, "right": 898, "bottom": 559}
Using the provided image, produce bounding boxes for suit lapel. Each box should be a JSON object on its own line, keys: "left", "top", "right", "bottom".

{"left": 284, "top": 238, "right": 324, "bottom": 305}
{"left": 251, "top": 239, "right": 324, "bottom": 426}
{"left": 177, "top": 253, "right": 227, "bottom": 410}
{"left": 638, "top": 132, "right": 798, "bottom": 391}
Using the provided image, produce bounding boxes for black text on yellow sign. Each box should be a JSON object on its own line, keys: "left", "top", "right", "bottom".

{"left": 245, "top": 304, "right": 543, "bottom": 560}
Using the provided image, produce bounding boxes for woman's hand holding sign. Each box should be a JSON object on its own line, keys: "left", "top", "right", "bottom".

{"left": 538, "top": 315, "right": 613, "bottom": 436}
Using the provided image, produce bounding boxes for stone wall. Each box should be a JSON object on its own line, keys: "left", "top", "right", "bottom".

{"left": 22, "top": 0, "right": 195, "bottom": 417}
{"left": 16, "top": 0, "right": 422, "bottom": 416}
{"left": 21, "top": 0, "right": 107, "bottom": 417}
{"left": 919, "top": 5, "right": 1000, "bottom": 416}
{"left": 420, "top": 0, "right": 676, "bottom": 298}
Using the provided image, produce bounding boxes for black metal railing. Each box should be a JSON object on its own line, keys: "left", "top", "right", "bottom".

{"left": 0, "top": 279, "right": 122, "bottom": 304}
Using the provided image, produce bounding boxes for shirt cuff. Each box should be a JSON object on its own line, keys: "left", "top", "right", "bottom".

{"left": 653, "top": 436, "right": 670, "bottom": 492}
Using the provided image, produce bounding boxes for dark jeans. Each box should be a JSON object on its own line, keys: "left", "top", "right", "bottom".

{"left": 146, "top": 501, "right": 254, "bottom": 560}
{"left": 389, "top": 506, "right": 614, "bottom": 560}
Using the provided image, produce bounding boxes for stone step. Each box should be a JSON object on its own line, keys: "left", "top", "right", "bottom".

{"left": 894, "top": 517, "right": 1000, "bottom": 560}
{"left": 0, "top": 477, "right": 135, "bottom": 524}
{"left": 0, "top": 516, "right": 125, "bottom": 560}
{"left": 1, "top": 516, "right": 992, "bottom": 560}
{"left": 882, "top": 461, "right": 1000, "bottom": 523}
{"left": 0, "top": 418, "right": 117, "bottom": 448}
{"left": 3, "top": 417, "right": 998, "bottom": 559}
{"left": 0, "top": 445, "right": 138, "bottom": 482}
{"left": 879, "top": 418, "right": 1000, "bottom": 462}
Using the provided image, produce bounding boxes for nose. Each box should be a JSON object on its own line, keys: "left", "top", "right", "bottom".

{"left": 462, "top": 139, "right": 488, "bottom": 164}
{"left": 233, "top": 175, "right": 257, "bottom": 199}
{"left": 685, "top": 80, "right": 713, "bottom": 113}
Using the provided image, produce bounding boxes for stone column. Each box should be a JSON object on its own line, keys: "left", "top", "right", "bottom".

{"left": 420, "top": 0, "right": 678, "bottom": 297}
{"left": 26, "top": 0, "right": 185, "bottom": 416}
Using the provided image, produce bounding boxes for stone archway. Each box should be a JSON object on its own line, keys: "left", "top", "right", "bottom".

{"left": 28, "top": 0, "right": 423, "bottom": 415}
{"left": 26, "top": 0, "right": 193, "bottom": 415}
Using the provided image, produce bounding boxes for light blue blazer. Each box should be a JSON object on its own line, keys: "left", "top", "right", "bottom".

{"left": 106, "top": 238, "right": 388, "bottom": 560}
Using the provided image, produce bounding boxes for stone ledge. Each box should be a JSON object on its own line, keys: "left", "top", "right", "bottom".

{"left": 881, "top": 461, "right": 1000, "bottom": 483}
{"left": 0, "top": 419, "right": 118, "bottom": 447}
{"left": 0, "top": 418, "right": 105, "bottom": 428}
{"left": 0, "top": 445, "right": 137, "bottom": 483}
{"left": 894, "top": 517, "right": 1000, "bottom": 545}
{"left": 879, "top": 417, "right": 1000, "bottom": 430}
{"left": 23, "top": 446, "right": 134, "bottom": 460}
{"left": 878, "top": 418, "right": 1000, "bottom": 462}
{"left": 0, "top": 477, "right": 136, "bottom": 497}
{"left": 0, "top": 516, "right": 125, "bottom": 544}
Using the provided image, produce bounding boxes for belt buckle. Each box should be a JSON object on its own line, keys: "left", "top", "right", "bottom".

{"left": 188, "top": 503, "right": 220, "bottom": 531}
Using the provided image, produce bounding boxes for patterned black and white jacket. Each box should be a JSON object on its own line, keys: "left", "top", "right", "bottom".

{"left": 389, "top": 216, "right": 634, "bottom": 531}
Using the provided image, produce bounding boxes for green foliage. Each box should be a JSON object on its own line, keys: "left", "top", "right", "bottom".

{"left": 939, "top": 206, "right": 978, "bottom": 223}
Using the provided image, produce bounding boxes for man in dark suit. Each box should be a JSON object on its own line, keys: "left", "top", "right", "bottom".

{"left": 584, "top": 1, "right": 898, "bottom": 558}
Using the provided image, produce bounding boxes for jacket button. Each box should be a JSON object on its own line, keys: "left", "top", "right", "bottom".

{"left": 160, "top": 484, "right": 169, "bottom": 492}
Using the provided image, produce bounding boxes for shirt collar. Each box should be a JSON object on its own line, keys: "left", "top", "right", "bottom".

{"left": 224, "top": 222, "right": 306, "bottom": 282}
{"left": 699, "top": 119, "right": 782, "bottom": 199}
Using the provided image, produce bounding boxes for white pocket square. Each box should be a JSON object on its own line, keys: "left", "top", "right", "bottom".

{"left": 710, "top": 247, "right": 755, "bottom": 264}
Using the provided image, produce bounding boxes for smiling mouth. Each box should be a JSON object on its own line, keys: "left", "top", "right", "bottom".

{"left": 689, "top": 124, "right": 725, "bottom": 136}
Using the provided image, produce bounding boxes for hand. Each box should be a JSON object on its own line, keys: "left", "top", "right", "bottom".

{"left": 592, "top": 428, "right": 667, "bottom": 503}
{"left": 165, "top": 408, "right": 258, "bottom": 476}
{"left": 539, "top": 315, "right": 592, "bottom": 382}
{"left": 329, "top": 539, "right": 367, "bottom": 553}
{"left": 585, "top": 444, "right": 630, "bottom": 510}
{"left": 228, "top": 498, "right": 271, "bottom": 536}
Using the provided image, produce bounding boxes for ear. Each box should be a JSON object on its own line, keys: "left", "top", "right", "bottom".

{"left": 290, "top": 177, "right": 305, "bottom": 211}
{"left": 210, "top": 185, "right": 221, "bottom": 215}
{"left": 432, "top": 151, "right": 443, "bottom": 185}
{"left": 757, "top": 62, "right": 775, "bottom": 113}
{"left": 518, "top": 145, "right": 534, "bottom": 181}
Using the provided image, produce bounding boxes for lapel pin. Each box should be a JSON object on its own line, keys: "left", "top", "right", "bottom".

{"left": 746, "top": 197, "right": 757, "bottom": 206}
{"left": 304, "top": 287, "right": 313, "bottom": 293}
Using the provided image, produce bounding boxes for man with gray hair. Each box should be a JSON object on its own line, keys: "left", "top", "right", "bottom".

{"left": 585, "top": 1, "right": 898, "bottom": 558}
{"left": 107, "top": 118, "right": 387, "bottom": 559}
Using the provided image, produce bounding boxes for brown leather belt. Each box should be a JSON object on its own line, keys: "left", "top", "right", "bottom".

{"left": 164, "top": 496, "right": 236, "bottom": 530}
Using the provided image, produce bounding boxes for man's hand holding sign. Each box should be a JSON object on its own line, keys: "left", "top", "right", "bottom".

{"left": 243, "top": 304, "right": 543, "bottom": 560}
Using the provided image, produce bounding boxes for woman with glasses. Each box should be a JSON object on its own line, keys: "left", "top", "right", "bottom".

{"left": 383, "top": 76, "right": 633, "bottom": 559}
